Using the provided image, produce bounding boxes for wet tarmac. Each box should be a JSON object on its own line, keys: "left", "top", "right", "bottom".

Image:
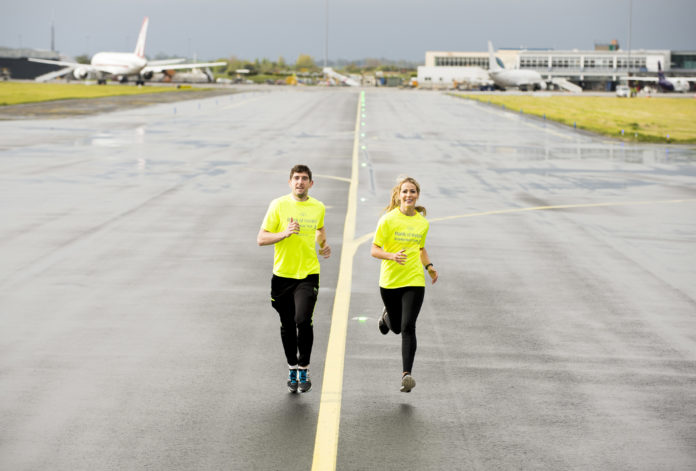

{"left": 0, "top": 88, "right": 695, "bottom": 470}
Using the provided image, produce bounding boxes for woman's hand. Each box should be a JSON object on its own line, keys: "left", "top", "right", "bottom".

{"left": 391, "top": 249, "right": 407, "bottom": 265}
{"left": 427, "top": 265, "right": 438, "bottom": 284}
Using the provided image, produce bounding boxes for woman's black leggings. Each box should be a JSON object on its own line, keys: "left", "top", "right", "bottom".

{"left": 380, "top": 286, "right": 425, "bottom": 373}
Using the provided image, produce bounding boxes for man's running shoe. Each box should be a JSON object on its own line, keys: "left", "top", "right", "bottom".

{"left": 298, "top": 368, "right": 312, "bottom": 393}
{"left": 287, "top": 368, "right": 299, "bottom": 393}
{"left": 400, "top": 374, "right": 416, "bottom": 393}
{"left": 378, "top": 307, "right": 390, "bottom": 335}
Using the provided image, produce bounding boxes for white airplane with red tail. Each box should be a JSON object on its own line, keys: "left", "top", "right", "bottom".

{"left": 30, "top": 17, "right": 225, "bottom": 85}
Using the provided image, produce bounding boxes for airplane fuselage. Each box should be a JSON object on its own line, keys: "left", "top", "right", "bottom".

{"left": 490, "top": 69, "right": 545, "bottom": 89}
{"left": 658, "top": 75, "right": 690, "bottom": 93}
{"left": 671, "top": 79, "right": 691, "bottom": 92}
{"left": 91, "top": 52, "right": 147, "bottom": 77}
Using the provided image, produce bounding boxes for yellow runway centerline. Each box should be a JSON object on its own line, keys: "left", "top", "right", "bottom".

{"left": 311, "top": 92, "right": 363, "bottom": 471}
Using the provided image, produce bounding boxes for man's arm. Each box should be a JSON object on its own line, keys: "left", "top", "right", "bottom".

{"left": 257, "top": 218, "right": 300, "bottom": 246}
{"left": 316, "top": 227, "right": 331, "bottom": 258}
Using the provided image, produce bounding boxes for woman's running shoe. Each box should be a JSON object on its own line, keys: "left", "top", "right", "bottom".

{"left": 400, "top": 374, "right": 415, "bottom": 393}
{"left": 378, "top": 307, "right": 390, "bottom": 335}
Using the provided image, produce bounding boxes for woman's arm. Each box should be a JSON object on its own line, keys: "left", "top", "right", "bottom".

{"left": 371, "top": 243, "right": 407, "bottom": 265}
{"left": 420, "top": 247, "right": 438, "bottom": 284}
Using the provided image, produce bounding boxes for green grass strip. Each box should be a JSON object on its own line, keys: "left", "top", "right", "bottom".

{"left": 0, "top": 82, "right": 205, "bottom": 106}
{"left": 455, "top": 94, "right": 696, "bottom": 144}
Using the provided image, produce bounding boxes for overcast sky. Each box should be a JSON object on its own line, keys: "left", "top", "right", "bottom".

{"left": 2, "top": 0, "right": 695, "bottom": 63}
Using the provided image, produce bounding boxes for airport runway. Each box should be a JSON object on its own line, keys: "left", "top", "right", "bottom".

{"left": 1, "top": 88, "right": 695, "bottom": 470}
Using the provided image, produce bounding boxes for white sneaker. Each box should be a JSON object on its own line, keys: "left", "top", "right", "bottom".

{"left": 400, "top": 374, "right": 415, "bottom": 393}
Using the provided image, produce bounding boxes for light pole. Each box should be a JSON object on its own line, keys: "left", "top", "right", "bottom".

{"left": 324, "top": 0, "right": 329, "bottom": 68}
{"left": 627, "top": 0, "right": 632, "bottom": 76}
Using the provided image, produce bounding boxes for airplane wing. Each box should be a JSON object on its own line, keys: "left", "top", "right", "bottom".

{"left": 322, "top": 67, "right": 360, "bottom": 87}
{"left": 622, "top": 76, "right": 696, "bottom": 83}
{"left": 34, "top": 66, "right": 75, "bottom": 82}
{"left": 622, "top": 77, "right": 659, "bottom": 82}
{"left": 143, "top": 61, "right": 226, "bottom": 73}
{"left": 28, "top": 57, "right": 84, "bottom": 69}
{"left": 147, "top": 58, "right": 187, "bottom": 66}
{"left": 29, "top": 58, "right": 97, "bottom": 81}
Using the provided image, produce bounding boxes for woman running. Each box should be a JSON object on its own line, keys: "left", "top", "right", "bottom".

{"left": 371, "top": 176, "right": 438, "bottom": 392}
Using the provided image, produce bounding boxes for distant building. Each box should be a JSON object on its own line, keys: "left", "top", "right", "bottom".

{"left": 419, "top": 45, "right": 694, "bottom": 91}
{"left": 0, "top": 47, "right": 67, "bottom": 80}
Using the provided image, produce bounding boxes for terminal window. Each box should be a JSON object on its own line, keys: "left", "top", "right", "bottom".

{"left": 616, "top": 58, "right": 646, "bottom": 69}
{"left": 434, "top": 57, "right": 488, "bottom": 67}
{"left": 673, "top": 54, "right": 696, "bottom": 69}
{"left": 551, "top": 57, "right": 580, "bottom": 68}
{"left": 585, "top": 57, "right": 614, "bottom": 69}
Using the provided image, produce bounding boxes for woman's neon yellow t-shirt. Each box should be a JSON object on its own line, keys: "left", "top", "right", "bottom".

{"left": 373, "top": 208, "right": 429, "bottom": 289}
{"left": 262, "top": 194, "right": 325, "bottom": 279}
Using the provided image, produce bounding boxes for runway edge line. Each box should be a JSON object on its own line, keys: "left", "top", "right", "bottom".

{"left": 311, "top": 91, "right": 363, "bottom": 471}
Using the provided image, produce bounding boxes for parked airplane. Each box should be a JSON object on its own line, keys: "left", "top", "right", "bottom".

{"left": 487, "top": 41, "right": 546, "bottom": 91}
{"left": 322, "top": 67, "right": 360, "bottom": 87}
{"left": 29, "top": 17, "right": 225, "bottom": 85}
{"left": 623, "top": 62, "right": 695, "bottom": 93}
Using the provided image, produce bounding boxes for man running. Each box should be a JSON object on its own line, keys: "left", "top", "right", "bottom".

{"left": 257, "top": 165, "right": 331, "bottom": 393}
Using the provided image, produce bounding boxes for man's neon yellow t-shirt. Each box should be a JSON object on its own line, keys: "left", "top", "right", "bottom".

{"left": 262, "top": 194, "right": 325, "bottom": 279}
{"left": 373, "top": 208, "right": 429, "bottom": 289}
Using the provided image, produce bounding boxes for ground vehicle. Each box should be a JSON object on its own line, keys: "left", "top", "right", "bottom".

{"left": 616, "top": 84, "right": 632, "bottom": 97}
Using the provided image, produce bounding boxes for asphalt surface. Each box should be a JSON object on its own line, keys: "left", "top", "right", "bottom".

{"left": 1, "top": 88, "right": 695, "bottom": 470}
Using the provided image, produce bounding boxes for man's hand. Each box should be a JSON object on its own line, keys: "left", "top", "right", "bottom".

{"left": 318, "top": 243, "right": 331, "bottom": 259}
{"left": 284, "top": 217, "right": 300, "bottom": 239}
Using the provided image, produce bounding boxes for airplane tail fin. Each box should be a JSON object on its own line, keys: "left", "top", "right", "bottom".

{"left": 134, "top": 17, "right": 149, "bottom": 58}
{"left": 487, "top": 41, "right": 502, "bottom": 71}
{"left": 657, "top": 61, "right": 665, "bottom": 79}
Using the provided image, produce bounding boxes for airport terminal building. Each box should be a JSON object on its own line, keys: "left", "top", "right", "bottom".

{"left": 418, "top": 44, "right": 696, "bottom": 91}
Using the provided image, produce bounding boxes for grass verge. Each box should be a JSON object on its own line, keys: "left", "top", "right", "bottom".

{"left": 0, "top": 82, "right": 208, "bottom": 106}
{"left": 454, "top": 94, "right": 696, "bottom": 144}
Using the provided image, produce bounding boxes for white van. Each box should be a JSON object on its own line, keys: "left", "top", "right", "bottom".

{"left": 616, "top": 85, "right": 631, "bottom": 97}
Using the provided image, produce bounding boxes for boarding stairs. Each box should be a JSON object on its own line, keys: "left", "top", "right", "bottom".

{"left": 550, "top": 77, "right": 583, "bottom": 93}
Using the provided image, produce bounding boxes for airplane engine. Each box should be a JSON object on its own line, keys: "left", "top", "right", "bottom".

{"left": 73, "top": 67, "right": 89, "bottom": 80}
{"left": 140, "top": 71, "right": 154, "bottom": 80}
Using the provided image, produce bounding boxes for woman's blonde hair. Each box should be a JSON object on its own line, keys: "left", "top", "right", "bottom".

{"left": 384, "top": 176, "right": 426, "bottom": 216}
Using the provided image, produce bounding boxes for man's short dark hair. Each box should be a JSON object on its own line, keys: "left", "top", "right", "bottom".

{"left": 290, "top": 164, "right": 312, "bottom": 181}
